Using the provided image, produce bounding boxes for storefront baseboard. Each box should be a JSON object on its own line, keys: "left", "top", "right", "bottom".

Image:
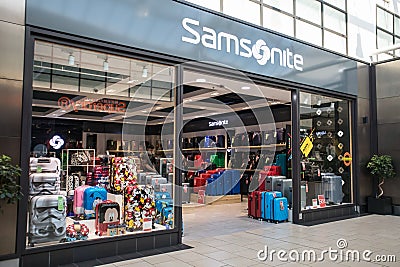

{"left": 20, "top": 232, "right": 182, "bottom": 267}
{"left": 299, "top": 205, "right": 358, "bottom": 226}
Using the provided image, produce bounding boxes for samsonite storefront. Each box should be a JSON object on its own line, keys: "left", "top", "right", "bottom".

{"left": 2, "top": 0, "right": 372, "bottom": 266}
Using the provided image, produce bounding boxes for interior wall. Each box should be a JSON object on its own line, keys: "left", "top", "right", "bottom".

{"left": 0, "top": 0, "right": 25, "bottom": 257}
{"left": 376, "top": 60, "right": 400, "bottom": 205}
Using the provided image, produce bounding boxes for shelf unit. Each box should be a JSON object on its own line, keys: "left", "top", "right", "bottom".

{"left": 62, "top": 149, "right": 95, "bottom": 187}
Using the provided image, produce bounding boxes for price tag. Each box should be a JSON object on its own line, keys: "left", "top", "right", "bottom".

{"left": 37, "top": 166, "right": 42, "bottom": 173}
{"left": 58, "top": 196, "right": 64, "bottom": 211}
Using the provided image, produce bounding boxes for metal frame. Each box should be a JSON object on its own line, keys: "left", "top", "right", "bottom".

{"left": 375, "top": 5, "right": 400, "bottom": 60}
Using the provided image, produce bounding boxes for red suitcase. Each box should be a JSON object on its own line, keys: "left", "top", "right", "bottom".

{"left": 248, "top": 191, "right": 262, "bottom": 219}
{"left": 258, "top": 171, "right": 268, "bottom": 191}
{"left": 200, "top": 173, "right": 211, "bottom": 179}
{"left": 264, "top": 166, "right": 282, "bottom": 176}
{"left": 207, "top": 170, "right": 218, "bottom": 174}
{"left": 194, "top": 177, "right": 207, "bottom": 193}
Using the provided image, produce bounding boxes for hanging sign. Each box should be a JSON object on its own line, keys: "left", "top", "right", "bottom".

{"left": 300, "top": 136, "right": 313, "bottom": 157}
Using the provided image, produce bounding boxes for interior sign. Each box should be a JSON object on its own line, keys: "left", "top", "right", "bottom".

{"left": 58, "top": 97, "right": 126, "bottom": 113}
{"left": 209, "top": 120, "right": 228, "bottom": 127}
{"left": 182, "top": 17, "right": 304, "bottom": 71}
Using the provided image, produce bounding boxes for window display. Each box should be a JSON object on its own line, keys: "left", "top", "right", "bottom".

{"left": 299, "top": 92, "right": 353, "bottom": 210}
{"left": 28, "top": 41, "right": 176, "bottom": 248}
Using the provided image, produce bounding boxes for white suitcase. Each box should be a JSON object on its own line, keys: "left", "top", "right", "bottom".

{"left": 29, "top": 173, "right": 60, "bottom": 195}
{"left": 159, "top": 182, "right": 173, "bottom": 197}
{"left": 30, "top": 157, "right": 61, "bottom": 174}
{"left": 152, "top": 177, "right": 167, "bottom": 191}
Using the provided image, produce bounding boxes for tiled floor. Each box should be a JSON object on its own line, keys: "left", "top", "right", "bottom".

{"left": 95, "top": 202, "right": 400, "bottom": 267}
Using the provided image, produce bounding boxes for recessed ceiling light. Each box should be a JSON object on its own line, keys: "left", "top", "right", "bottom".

{"left": 108, "top": 89, "right": 115, "bottom": 93}
{"left": 211, "top": 92, "right": 219, "bottom": 96}
{"left": 196, "top": 78, "right": 206, "bottom": 83}
{"left": 61, "top": 110, "right": 67, "bottom": 113}
{"left": 127, "top": 80, "right": 138, "bottom": 84}
{"left": 242, "top": 107, "right": 249, "bottom": 110}
{"left": 50, "top": 89, "right": 58, "bottom": 92}
{"left": 122, "top": 115, "right": 127, "bottom": 118}
{"left": 155, "top": 107, "right": 162, "bottom": 110}
{"left": 109, "top": 118, "right": 116, "bottom": 121}
{"left": 241, "top": 86, "right": 251, "bottom": 90}
{"left": 142, "top": 110, "right": 147, "bottom": 113}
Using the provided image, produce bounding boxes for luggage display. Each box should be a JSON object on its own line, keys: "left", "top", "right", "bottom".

{"left": 231, "top": 170, "right": 241, "bottom": 194}
{"left": 110, "top": 157, "right": 137, "bottom": 193}
{"left": 275, "top": 154, "right": 287, "bottom": 176}
{"left": 161, "top": 206, "right": 174, "bottom": 229}
{"left": 86, "top": 166, "right": 109, "bottom": 187}
{"left": 155, "top": 191, "right": 171, "bottom": 200}
{"left": 221, "top": 170, "right": 232, "bottom": 195}
{"left": 73, "top": 185, "right": 90, "bottom": 216}
{"left": 83, "top": 186, "right": 107, "bottom": 219}
{"left": 145, "top": 173, "right": 161, "bottom": 185}
{"left": 301, "top": 185, "right": 307, "bottom": 209}
{"left": 193, "top": 177, "right": 207, "bottom": 193}
{"left": 30, "top": 157, "right": 61, "bottom": 174}
{"left": 29, "top": 173, "right": 60, "bottom": 195}
{"left": 275, "top": 178, "right": 292, "bottom": 200}
{"left": 264, "top": 165, "right": 282, "bottom": 176}
{"left": 159, "top": 182, "right": 173, "bottom": 197}
{"left": 182, "top": 183, "right": 191, "bottom": 203}
{"left": 322, "top": 174, "right": 343, "bottom": 204}
{"left": 265, "top": 176, "right": 286, "bottom": 191}
{"left": 306, "top": 181, "right": 324, "bottom": 206}
{"left": 248, "top": 191, "right": 262, "bottom": 219}
{"left": 262, "top": 130, "right": 277, "bottom": 145}
{"left": 28, "top": 194, "right": 67, "bottom": 246}
{"left": 155, "top": 198, "right": 173, "bottom": 213}
{"left": 137, "top": 173, "right": 148, "bottom": 184}
{"left": 151, "top": 177, "right": 167, "bottom": 191}
{"left": 95, "top": 201, "right": 121, "bottom": 236}
{"left": 217, "top": 175, "right": 224, "bottom": 195}
{"left": 272, "top": 197, "right": 289, "bottom": 223}
{"left": 262, "top": 191, "right": 282, "bottom": 221}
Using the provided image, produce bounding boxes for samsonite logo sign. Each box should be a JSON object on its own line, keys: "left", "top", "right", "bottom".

{"left": 181, "top": 18, "right": 304, "bottom": 71}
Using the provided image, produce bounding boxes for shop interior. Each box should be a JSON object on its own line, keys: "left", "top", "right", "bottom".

{"left": 28, "top": 40, "right": 352, "bottom": 248}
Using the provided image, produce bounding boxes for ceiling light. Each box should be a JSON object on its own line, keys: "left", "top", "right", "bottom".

{"left": 196, "top": 78, "right": 206, "bottom": 83}
{"left": 241, "top": 86, "right": 251, "bottom": 90}
{"left": 271, "top": 100, "right": 281, "bottom": 105}
{"left": 127, "top": 80, "right": 138, "bottom": 84}
{"left": 68, "top": 54, "right": 75, "bottom": 65}
{"left": 109, "top": 118, "right": 116, "bottom": 121}
{"left": 103, "top": 60, "right": 109, "bottom": 71}
{"left": 61, "top": 110, "right": 67, "bottom": 113}
{"left": 155, "top": 107, "right": 162, "bottom": 110}
{"left": 211, "top": 92, "right": 219, "bottom": 96}
{"left": 242, "top": 107, "right": 249, "bottom": 110}
{"left": 142, "top": 110, "right": 148, "bottom": 113}
{"left": 317, "top": 100, "right": 322, "bottom": 106}
{"left": 50, "top": 89, "right": 58, "bottom": 92}
{"left": 142, "top": 66, "right": 148, "bottom": 78}
{"left": 122, "top": 115, "right": 127, "bottom": 118}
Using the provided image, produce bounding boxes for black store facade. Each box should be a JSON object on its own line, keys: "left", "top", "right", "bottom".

{"left": 1, "top": 0, "right": 375, "bottom": 266}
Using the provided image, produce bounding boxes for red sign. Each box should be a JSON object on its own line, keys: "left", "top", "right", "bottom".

{"left": 318, "top": 194, "right": 326, "bottom": 208}
{"left": 198, "top": 190, "right": 205, "bottom": 204}
{"left": 58, "top": 97, "right": 126, "bottom": 113}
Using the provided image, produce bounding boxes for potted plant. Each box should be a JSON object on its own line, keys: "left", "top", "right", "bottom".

{"left": 367, "top": 154, "right": 396, "bottom": 215}
{"left": 0, "top": 155, "right": 23, "bottom": 212}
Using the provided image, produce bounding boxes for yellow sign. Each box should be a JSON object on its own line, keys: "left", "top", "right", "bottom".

{"left": 300, "top": 136, "right": 313, "bottom": 157}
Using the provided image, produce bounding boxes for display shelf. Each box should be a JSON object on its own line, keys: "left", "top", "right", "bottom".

{"left": 107, "top": 150, "right": 142, "bottom": 153}
{"left": 158, "top": 149, "right": 173, "bottom": 152}
{"left": 228, "top": 144, "right": 286, "bottom": 149}
{"left": 62, "top": 149, "right": 96, "bottom": 187}
{"left": 182, "top": 147, "right": 226, "bottom": 151}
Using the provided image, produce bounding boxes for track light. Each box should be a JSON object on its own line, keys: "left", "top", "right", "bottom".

{"left": 68, "top": 54, "right": 75, "bottom": 65}
{"left": 142, "top": 66, "right": 148, "bottom": 78}
{"left": 103, "top": 60, "right": 109, "bottom": 71}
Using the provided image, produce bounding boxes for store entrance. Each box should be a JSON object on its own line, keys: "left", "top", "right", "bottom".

{"left": 181, "top": 68, "right": 293, "bottom": 222}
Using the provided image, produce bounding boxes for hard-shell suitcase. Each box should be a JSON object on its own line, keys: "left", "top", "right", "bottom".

{"left": 275, "top": 154, "right": 287, "bottom": 176}
{"left": 206, "top": 178, "right": 217, "bottom": 196}
{"left": 272, "top": 197, "right": 288, "bottom": 223}
{"left": 275, "top": 179, "right": 292, "bottom": 200}
{"left": 145, "top": 174, "right": 161, "bottom": 185}
{"left": 264, "top": 165, "right": 282, "bottom": 176}
{"left": 95, "top": 201, "right": 120, "bottom": 236}
{"left": 28, "top": 194, "right": 66, "bottom": 246}
{"left": 159, "top": 182, "right": 173, "bottom": 197}
{"left": 231, "top": 170, "right": 241, "bottom": 194}
{"left": 194, "top": 177, "right": 207, "bottom": 193}
{"left": 216, "top": 175, "right": 224, "bottom": 195}
{"left": 73, "top": 185, "right": 90, "bottom": 216}
{"left": 156, "top": 198, "right": 173, "bottom": 213}
{"left": 107, "top": 193, "right": 124, "bottom": 223}
{"left": 151, "top": 177, "right": 167, "bottom": 191}
{"left": 124, "top": 185, "right": 155, "bottom": 231}
{"left": 30, "top": 157, "right": 61, "bottom": 174}
{"left": 66, "top": 173, "right": 80, "bottom": 195}
{"left": 248, "top": 191, "right": 262, "bottom": 219}
{"left": 265, "top": 176, "right": 286, "bottom": 191}
{"left": 263, "top": 191, "right": 283, "bottom": 221}
{"left": 29, "top": 173, "right": 60, "bottom": 195}
{"left": 83, "top": 186, "right": 107, "bottom": 219}
{"left": 200, "top": 173, "right": 211, "bottom": 179}
{"left": 110, "top": 157, "right": 137, "bottom": 193}
{"left": 322, "top": 175, "right": 343, "bottom": 204}
{"left": 221, "top": 170, "right": 232, "bottom": 195}
{"left": 138, "top": 173, "right": 147, "bottom": 184}
{"left": 182, "top": 183, "right": 191, "bottom": 203}
{"left": 155, "top": 191, "right": 171, "bottom": 200}
{"left": 161, "top": 206, "right": 174, "bottom": 228}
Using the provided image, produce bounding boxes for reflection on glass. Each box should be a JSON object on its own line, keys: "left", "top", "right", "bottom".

{"left": 223, "top": 0, "right": 261, "bottom": 25}
{"left": 324, "top": 5, "right": 346, "bottom": 35}
{"left": 296, "top": 0, "right": 321, "bottom": 25}
{"left": 29, "top": 41, "right": 176, "bottom": 249}
{"left": 263, "top": 7, "right": 294, "bottom": 37}
{"left": 296, "top": 20, "right": 322, "bottom": 46}
{"left": 324, "top": 30, "right": 347, "bottom": 54}
{"left": 299, "top": 92, "right": 353, "bottom": 211}
{"left": 377, "top": 7, "right": 393, "bottom": 33}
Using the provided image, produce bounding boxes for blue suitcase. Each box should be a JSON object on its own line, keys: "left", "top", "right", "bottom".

{"left": 206, "top": 178, "right": 217, "bottom": 196}
{"left": 275, "top": 154, "right": 287, "bottom": 176}
{"left": 217, "top": 175, "right": 224, "bottom": 195}
{"left": 156, "top": 198, "right": 173, "bottom": 212}
{"left": 222, "top": 170, "right": 232, "bottom": 195}
{"left": 83, "top": 186, "right": 107, "bottom": 219}
{"left": 162, "top": 206, "right": 174, "bottom": 228}
{"left": 262, "top": 191, "right": 282, "bottom": 221}
{"left": 272, "top": 197, "right": 288, "bottom": 223}
{"left": 155, "top": 191, "right": 171, "bottom": 200}
{"left": 231, "top": 170, "right": 241, "bottom": 194}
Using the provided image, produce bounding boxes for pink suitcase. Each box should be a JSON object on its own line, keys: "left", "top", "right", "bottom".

{"left": 73, "top": 185, "right": 90, "bottom": 216}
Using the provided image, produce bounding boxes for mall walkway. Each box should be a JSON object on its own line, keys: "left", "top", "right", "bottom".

{"left": 92, "top": 202, "right": 399, "bottom": 267}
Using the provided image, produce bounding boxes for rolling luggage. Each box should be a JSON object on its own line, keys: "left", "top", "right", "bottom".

{"left": 83, "top": 186, "right": 107, "bottom": 219}
{"left": 262, "top": 191, "right": 282, "bottom": 221}
{"left": 155, "top": 191, "right": 171, "bottom": 200}
{"left": 275, "top": 154, "right": 287, "bottom": 176}
{"left": 30, "top": 157, "right": 61, "bottom": 174}
{"left": 161, "top": 206, "right": 174, "bottom": 228}
{"left": 159, "top": 182, "right": 173, "bottom": 196}
{"left": 124, "top": 185, "right": 155, "bottom": 231}
{"left": 155, "top": 198, "right": 173, "bottom": 213}
{"left": 151, "top": 177, "right": 167, "bottom": 191}
{"left": 29, "top": 173, "right": 60, "bottom": 195}
{"left": 95, "top": 201, "right": 120, "bottom": 236}
{"left": 206, "top": 178, "right": 217, "bottom": 196}
{"left": 66, "top": 173, "right": 80, "bottom": 195}
{"left": 221, "top": 170, "right": 232, "bottom": 195}
{"left": 28, "top": 194, "right": 66, "bottom": 246}
{"left": 231, "top": 170, "right": 241, "bottom": 194}
{"left": 182, "top": 183, "right": 191, "bottom": 203}
{"left": 262, "top": 130, "right": 277, "bottom": 145}
{"left": 248, "top": 191, "right": 262, "bottom": 219}
{"left": 138, "top": 173, "right": 147, "bottom": 184}
{"left": 107, "top": 193, "right": 124, "bottom": 223}
{"left": 275, "top": 178, "right": 292, "bottom": 200}
{"left": 272, "top": 197, "right": 288, "bottom": 223}
{"left": 194, "top": 177, "right": 207, "bottom": 193}
{"left": 110, "top": 157, "right": 137, "bottom": 193}
{"left": 322, "top": 174, "right": 343, "bottom": 204}
{"left": 301, "top": 185, "right": 307, "bottom": 209}
{"left": 145, "top": 173, "right": 160, "bottom": 185}
{"left": 73, "top": 185, "right": 90, "bottom": 216}
{"left": 265, "top": 176, "right": 285, "bottom": 191}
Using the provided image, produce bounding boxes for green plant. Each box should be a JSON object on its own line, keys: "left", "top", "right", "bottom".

{"left": 367, "top": 155, "right": 396, "bottom": 199}
{"left": 0, "top": 155, "right": 23, "bottom": 210}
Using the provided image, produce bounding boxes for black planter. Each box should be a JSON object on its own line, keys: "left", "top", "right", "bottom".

{"left": 367, "top": 196, "right": 392, "bottom": 215}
